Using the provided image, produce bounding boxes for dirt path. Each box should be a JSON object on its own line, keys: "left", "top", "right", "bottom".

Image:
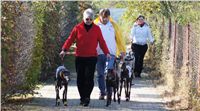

{"left": 22, "top": 77, "right": 167, "bottom": 111}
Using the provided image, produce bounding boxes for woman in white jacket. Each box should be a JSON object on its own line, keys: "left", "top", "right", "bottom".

{"left": 130, "top": 15, "right": 154, "bottom": 78}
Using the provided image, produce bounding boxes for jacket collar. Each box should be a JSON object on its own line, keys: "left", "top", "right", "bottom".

{"left": 133, "top": 21, "right": 149, "bottom": 27}
{"left": 81, "top": 21, "right": 94, "bottom": 26}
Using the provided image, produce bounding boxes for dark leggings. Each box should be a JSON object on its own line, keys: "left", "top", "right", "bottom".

{"left": 75, "top": 57, "right": 97, "bottom": 103}
{"left": 131, "top": 43, "right": 148, "bottom": 76}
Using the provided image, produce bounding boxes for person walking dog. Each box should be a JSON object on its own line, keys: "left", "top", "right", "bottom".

{"left": 60, "top": 8, "right": 111, "bottom": 107}
{"left": 94, "top": 8, "right": 126, "bottom": 100}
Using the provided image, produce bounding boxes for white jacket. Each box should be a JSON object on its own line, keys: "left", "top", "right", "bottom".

{"left": 130, "top": 22, "right": 154, "bottom": 45}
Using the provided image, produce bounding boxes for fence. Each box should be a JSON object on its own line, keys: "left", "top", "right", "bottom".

{"left": 169, "top": 20, "right": 200, "bottom": 94}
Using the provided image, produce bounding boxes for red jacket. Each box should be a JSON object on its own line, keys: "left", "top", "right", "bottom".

{"left": 62, "top": 21, "right": 109, "bottom": 57}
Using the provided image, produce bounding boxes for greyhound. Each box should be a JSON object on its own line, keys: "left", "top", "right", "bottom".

{"left": 55, "top": 58, "right": 70, "bottom": 106}
{"left": 105, "top": 59, "right": 120, "bottom": 107}
{"left": 118, "top": 51, "right": 135, "bottom": 101}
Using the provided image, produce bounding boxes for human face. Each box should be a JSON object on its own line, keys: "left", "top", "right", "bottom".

{"left": 137, "top": 17, "right": 144, "bottom": 25}
{"left": 84, "top": 17, "right": 93, "bottom": 25}
{"left": 100, "top": 15, "right": 109, "bottom": 25}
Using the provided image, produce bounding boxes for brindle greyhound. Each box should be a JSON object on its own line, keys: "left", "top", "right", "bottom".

{"left": 105, "top": 59, "right": 120, "bottom": 107}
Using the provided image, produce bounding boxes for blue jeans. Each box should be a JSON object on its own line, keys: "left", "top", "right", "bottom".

{"left": 96, "top": 54, "right": 115, "bottom": 96}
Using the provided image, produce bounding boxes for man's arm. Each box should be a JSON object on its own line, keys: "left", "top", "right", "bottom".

{"left": 111, "top": 21, "right": 126, "bottom": 57}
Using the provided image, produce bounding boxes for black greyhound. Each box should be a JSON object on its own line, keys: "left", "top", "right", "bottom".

{"left": 105, "top": 60, "right": 120, "bottom": 107}
{"left": 118, "top": 51, "right": 135, "bottom": 102}
{"left": 55, "top": 65, "right": 70, "bottom": 106}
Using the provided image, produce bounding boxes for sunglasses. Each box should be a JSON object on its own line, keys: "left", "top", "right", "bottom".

{"left": 86, "top": 18, "right": 93, "bottom": 21}
{"left": 138, "top": 18, "right": 144, "bottom": 21}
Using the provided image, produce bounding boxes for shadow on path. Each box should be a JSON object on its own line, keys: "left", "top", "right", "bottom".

{"left": 23, "top": 78, "right": 167, "bottom": 111}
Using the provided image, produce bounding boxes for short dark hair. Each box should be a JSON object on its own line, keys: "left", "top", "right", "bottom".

{"left": 99, "top": 8, "right": 110, "bottom": 17}
{"left": 136, "top": 15, "right": 145, "bottom": 20}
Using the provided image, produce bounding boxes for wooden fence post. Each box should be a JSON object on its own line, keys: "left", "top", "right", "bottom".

{"left": 186, "top": 23, "right": 190, "bottom": 77}
{"left": 173, "top": 20, "right": 177, "bottom": 65}
{"left": 199, "top": 50, "right": 200, "bottom": 93}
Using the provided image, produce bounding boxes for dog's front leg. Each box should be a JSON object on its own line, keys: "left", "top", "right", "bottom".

{"left": 113, "top": 79, "right": 119, "bottom": 102}
{"left": 118, "top": 79, "right": 123, "bottom": 103}
{"left": 127, "top": 78, "right": 132, "bottom": 101}
{"left": 124, "top": 79, "right": 129, "bottom": 101}
{"left": 113, "top": 86, "right": 116, "bottom": 102}
{"left": 106, "top": 80, "right": 112, "bottom": 107}
{"left": 55, "top": 85, "right": 60, "bottom": 106}
{"left": 63, "top": 83, "right": 68, "bottom": 106}
{"left": 125, "top": 79, "right": 130, "bottom": 101}
{"left": 116, "top": 77, "right": 120, "bottom": 104}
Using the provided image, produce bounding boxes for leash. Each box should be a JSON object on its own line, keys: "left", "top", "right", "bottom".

{"left": 60, "top": 51, "right": 75, "bottom": 66}
{"left": 61, "top": 53, "right": 65, "bottom": 66}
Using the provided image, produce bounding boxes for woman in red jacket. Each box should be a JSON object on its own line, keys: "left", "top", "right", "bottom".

{"left": 60, "top": 8, "right": 111, "bottom": 107}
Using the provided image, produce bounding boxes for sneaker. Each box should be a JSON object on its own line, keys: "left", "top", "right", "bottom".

{"left": 99, "top": 95, "right": 105, "bottom": 100}
{"left": 83, "top": 98, "right": 90, "bottom": 107}
{"left": 137, "top": 74, "right": 141, "bottom": 78}
{"left": 80, "top": 101, "right": 84, "bottom": 106}
{"left": 83, "top": 103, "right": 89, "bottom": 107}
{"left": 135, "top": 72, "right": 141, "bottom": 78}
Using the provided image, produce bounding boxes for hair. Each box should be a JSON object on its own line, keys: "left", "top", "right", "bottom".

{"left": 136, "top": 15, "right": 145, "bottom": 20}
{"left": 83, "top": 8, "right": 94, "bottom": 19}
{"left": 99, "top": 8, "right": 110, "bottom": 17}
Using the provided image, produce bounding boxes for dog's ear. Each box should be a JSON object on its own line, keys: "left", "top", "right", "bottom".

{"left": 63, "top": 70, "right": 70, "bottom": 76}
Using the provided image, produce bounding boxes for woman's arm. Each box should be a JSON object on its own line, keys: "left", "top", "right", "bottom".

{"left": 62, "top": 26, "right": 77, "bottom": 51}
{"left": 147, "top": 27, "right": 154, "bottom": 44}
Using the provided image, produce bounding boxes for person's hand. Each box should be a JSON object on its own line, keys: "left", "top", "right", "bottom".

{"left": 106, "top": 53, "right": 111, "bottom": 60}
{"left": 120, "top": 52, "right": 126, "bottom": 61}
{"left": 150, "top": 40, "right": 155, "bottom": 45}
{"left": 59, "top": 50, "right": 66, "bottom": 58}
